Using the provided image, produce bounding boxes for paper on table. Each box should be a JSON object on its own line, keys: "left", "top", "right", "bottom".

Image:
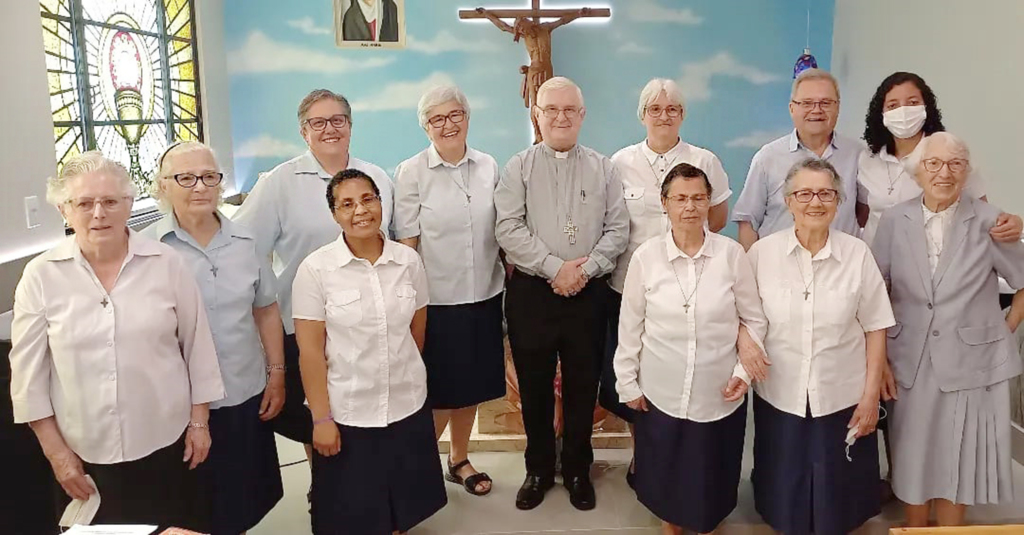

{"left": 62, "top": 526, "right": 157, "bottom": 534}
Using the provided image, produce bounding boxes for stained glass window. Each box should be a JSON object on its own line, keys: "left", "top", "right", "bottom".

{"left": 40, "top": 0, "right": 203, "bottom": 202}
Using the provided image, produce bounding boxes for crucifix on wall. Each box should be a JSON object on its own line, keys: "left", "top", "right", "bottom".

{"left": 459, "top": 1, "right": 611, "bottom": 142}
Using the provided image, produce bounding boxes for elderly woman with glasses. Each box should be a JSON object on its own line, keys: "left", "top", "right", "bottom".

{"left": 872, "top": 132, "right": 1024, "bottom": 528}
{"left": 614, "top": 163, "right": 765, "bottom": 535}
{"left": 746, "top": 158, "right": 895, "bottom": 535}
{"left": 293, "top": 169, "right": 447, "bottom": 534}
{"left": 145, "top": 141, "right": 285, "bottom": 534}
{"left": 233, "top": 89, "right": 395, "bottom": 482}
{"left": 9, "top": 151, "right": 224, "bottom": 532}
{"left": 393, "top": 85, "right": 505, "bottom": 496}
{"left": 605, "top": 79, "right": 733, "bottom": 488}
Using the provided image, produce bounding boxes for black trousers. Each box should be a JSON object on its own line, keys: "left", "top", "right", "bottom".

{"left": 272, "top": 333, "right": 313, "bottom": 444}
{"left": 505, "top": 270, "right": 608, "bottom": 479}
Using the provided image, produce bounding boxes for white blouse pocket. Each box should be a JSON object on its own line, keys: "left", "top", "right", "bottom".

{"left": 624, "top": 187, "right": 646, "bottom": 217}
{"left": 762, "top": 287, "right": 792, "bottom": 325}
{"left": 326, "top": 289, "right": 362, "bottom": 327}
{"left": 395, "top": 284, "right": 418, "bottom": 318}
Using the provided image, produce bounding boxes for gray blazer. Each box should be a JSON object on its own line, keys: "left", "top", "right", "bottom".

{"left": 872, "top": 195, "right": 1024, "bottom": 392}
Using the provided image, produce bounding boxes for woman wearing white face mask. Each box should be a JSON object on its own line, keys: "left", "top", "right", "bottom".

{"left": 856, "top": 72, "right": 1021, "bottom": 246}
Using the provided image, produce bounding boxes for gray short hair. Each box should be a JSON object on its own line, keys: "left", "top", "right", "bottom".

{"left": 46, "top": 151, "right": 137, "bottom": 207}
{"left": 417, "top": 84, "right": 471, "bottom": 130}
{"left": 149, "top": 141, "right": 224, "bottom": 213}
{"left": 791, "top": 68, "right": 841, "bottom": 101}
{"left": 904, "top": 131, "right": 971, "bottom": 176}
{"left": 536, "top": 76, "right": 584, "bottom": 108}
{"left": 637, "top": 78, "right": 685, "bottom": 121}
{"left": 297, "top": 89, "right": 352, "bottom": 126}
{"left": 783, "top": 158, "right": 845, "bottom": 203}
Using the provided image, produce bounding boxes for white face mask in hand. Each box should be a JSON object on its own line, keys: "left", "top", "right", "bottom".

{"left": 883, "top": 105, "right": 927, "bottom": 139}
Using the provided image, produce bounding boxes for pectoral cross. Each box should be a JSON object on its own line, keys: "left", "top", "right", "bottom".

{"left": 100, "top": 296, "right": 109, "bottom": 308}
{"left": 563, "top": 216, "right": 578, "bottom": 245}
{"left": 887, "top": 185, "right": 895, "bottom": 195}
{"left": 803, "top": 289, "right": 811, "bottom": 300}
{"left": 683, "top": 303, "right": 691, "bottom": 312}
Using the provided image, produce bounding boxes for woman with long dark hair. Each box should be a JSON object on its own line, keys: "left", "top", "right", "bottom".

{"left": 857, "top": 72, "right": 1020, "bottom": 245}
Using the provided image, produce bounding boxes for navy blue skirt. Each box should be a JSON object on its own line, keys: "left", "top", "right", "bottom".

{"left": 752, "top": 394, "right": 880, "bottom": 535}
{"left": 422, "top": 292, "right": 506, "bottom": 409}
{"left": 635, "top": 399, "right": 747, "bottom": 532}
{"left": 201, "top": 391, "right": 284, "bottom": 535}
{"left": 311, "top": 404, "right": 447, "bottom": 534}
{"left": 598, "top": 289, "right": 637, "bottom": 423}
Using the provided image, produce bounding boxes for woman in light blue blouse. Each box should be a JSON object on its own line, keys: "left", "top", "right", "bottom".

{"left": 147, "top": 141, "right": 285, "bottom": 534}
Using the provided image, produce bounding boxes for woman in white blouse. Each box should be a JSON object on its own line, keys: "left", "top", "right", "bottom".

{"left": 293, "top": 169, "right": 446, "bottom": 534}
{"left": 614, "top": 163, "right": 765, "bottom": 535}
{"left": 606, "top": 78, "right": 733, "bottom": 487}
{"left": 856, "top": 71, "right": 1020, "bottom": 246}
{"left": 746, "top": 158, "right": 894, "bottom": 535}
{"left": 10, "top": 152, "right": 225, "bottom": 531}
{"left": 394, "top": 85, "right": 505, "bottom": 496}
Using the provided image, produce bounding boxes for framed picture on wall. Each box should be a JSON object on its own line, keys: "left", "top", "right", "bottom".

{"left": 334, "top": 0, "right": 406, "bottom": 49}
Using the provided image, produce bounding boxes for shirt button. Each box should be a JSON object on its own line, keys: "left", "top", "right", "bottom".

{"left": 107, "top": 341, "right": 113, "bottom": 347}
{"left": 932, "top": 330, "right": 940, "bottom": 337}
{"left": 927, "top": 303, "right": 933, "bottom": 310}
{"left": 108, "top": 409, "right": 115, "bottom": 415}
{"left": 109, "top": 374, "right": 115, "bottom": 381}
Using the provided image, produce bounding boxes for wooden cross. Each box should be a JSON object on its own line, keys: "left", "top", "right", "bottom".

{"left": 460, "top": 1, "right": 610, "bottom": 143}
{"left": 100, "top": 296, "right": 109, "bottom": 308}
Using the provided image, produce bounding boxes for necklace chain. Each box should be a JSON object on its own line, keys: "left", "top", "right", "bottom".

{"left": 670, "top": 254, "right": 707, "bottom": 313}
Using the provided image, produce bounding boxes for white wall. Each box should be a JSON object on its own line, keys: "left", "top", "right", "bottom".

{"left": 0, "top": 1, "right": 67, "bottom": 264}
{"left": 832, "top": 0, "right": 1024, "bottom": 215}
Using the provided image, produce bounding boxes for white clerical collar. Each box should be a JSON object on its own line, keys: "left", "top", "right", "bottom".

{"left": 357, "top": 0, "right": 377, "bottom": 23}
{"left": 541, "top": 143, "right": 576, "bottom": 159}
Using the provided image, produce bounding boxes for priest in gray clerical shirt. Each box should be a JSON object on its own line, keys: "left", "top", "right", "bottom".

{"left": 494, "top": 76, "right": 628, "bottom": 513}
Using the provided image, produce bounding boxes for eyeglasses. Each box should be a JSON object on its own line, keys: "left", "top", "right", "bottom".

{"left": 645, "top": 105, "right": 683, "bottom": 118}
{"left": 538, "top": 106, "right": 581, "bottom": 119}
{"left": 427, "top": 110, "right": 466, "bottom": 128}
{"left": 334, "top": 194, "right": 381, "bottom": 214}
{"left": 791, "top": 99, "right": 838, "bottom": 111}
{"left": 921, "top": 157, "right": 969, "bottom": 174}
{"left": 790, "top": 189, "right": 839, "bottom": 203}
{"left": 664, "top": 194, "right": 710, "bottom": 207}
{"left": 304, "top": 114, "right": 350, "bottom": 131}
{"left": 171, "top": 172, "right": 223, "bottom": 188}
{"left": 66, "top": 196, "right": 131, "bottom": 214}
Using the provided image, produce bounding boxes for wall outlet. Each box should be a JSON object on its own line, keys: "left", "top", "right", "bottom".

{"left": 24, "top": 196, "right": 40, "bottom": 229}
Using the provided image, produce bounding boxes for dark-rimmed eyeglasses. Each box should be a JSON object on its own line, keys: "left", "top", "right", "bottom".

{"left": 427, "top": 110, "right": 466, "bottom": 128}
{"left": 172, "top": 172, "right": 224, "bottom": 188}
{"left": 304, "top": 114, "right": 350, "bottom": 131}
{"left": 790, "top": 188, "right": 839, "bottom": 203}
{"left": 791, "top": 99, "right": 838, "bottom": 111}
{"left": 921, "top": 158, "right": 968, "bottom": 174}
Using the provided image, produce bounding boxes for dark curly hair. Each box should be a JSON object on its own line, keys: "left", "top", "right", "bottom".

{"left": 326, "top": 168, "right": 380, "bottom": 211}
{"left": 863, "top": 72, "right": 945, "bottom": 155}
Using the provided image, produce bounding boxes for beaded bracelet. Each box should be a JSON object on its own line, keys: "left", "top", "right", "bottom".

{"left": 266, "top": 363, "right": 286, "bottom": 373}
{"left": 312, "top": 414, "right": 334, "bottom": 426}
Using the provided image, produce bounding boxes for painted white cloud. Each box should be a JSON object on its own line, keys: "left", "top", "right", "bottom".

{"left": 618, "top": 42, "right": 653, "bottom": 55}
{"left": 228, "top": 31, "right": 394, "bottom": 74}
{"left": 676, "top": 52, "right": 783, "bottom": 102}
{"left": 627, "top": 0, "right": 703, "bottom": 25}
{"left": 286, "top": 17, "right": 331, "bottom": 36}
{"left": 350, "top": 72, "right": 490, "bottom": 112}
{"left": 235, "top": 135, "right": 305, "bottom": 158}
{"left": 726, "top": 129, "right": 790, "bottom": 149}
{"left": 406, "top": 30, "right": 499, "bottom": 55}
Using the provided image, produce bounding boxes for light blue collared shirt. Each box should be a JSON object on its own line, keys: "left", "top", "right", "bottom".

{"left": 145, "top": 213, "right": 277, "bottom": 409}
{"left": 233, "top": 151, "right": 395, "bottom": 334}
{"left": 731, "top": 130, "right": 862, "bottom": 238}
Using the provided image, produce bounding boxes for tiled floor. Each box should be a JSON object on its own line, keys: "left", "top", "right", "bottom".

{"left": 252, "top": 422, "right": 1024, "bottom": 535}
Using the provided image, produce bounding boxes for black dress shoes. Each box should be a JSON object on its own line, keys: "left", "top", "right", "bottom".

{"left": 564, "top": 474, "right": 596, "bottom": 510}
{"left": 515, "top": 474, "right": 555, "bottom": 510}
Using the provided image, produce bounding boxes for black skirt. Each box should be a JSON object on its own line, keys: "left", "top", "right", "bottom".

{"left": 634, "top": 399, "right": 747, "bottom": 533}
{"left": 310, "top": 404, "right": 447, "bottom": 534}
{"left": 272, "top": 333, "right": 313, "bottom": 443}
{"left": 752, "top": 394, "right": 880, "bottom": 535}
{"left": 201, "top": 391, "right": 284, "bottom": 535}
{"left": 54, "top": 431, "right": 210, "bottom": 533}
{"left": 422, "top": 292, "right": 506, "bottom": 409}
{"left": 598, "top": 289, "right": 637, "bottom": 423}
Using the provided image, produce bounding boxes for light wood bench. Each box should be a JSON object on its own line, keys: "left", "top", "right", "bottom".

{"left": 890, "top": 526, "right": 1024, "bottom": 534}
